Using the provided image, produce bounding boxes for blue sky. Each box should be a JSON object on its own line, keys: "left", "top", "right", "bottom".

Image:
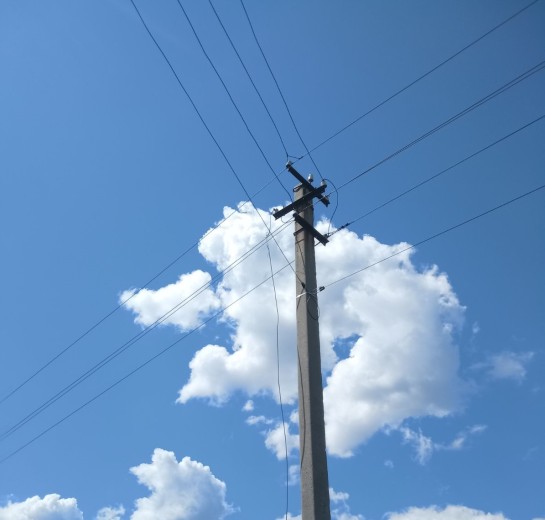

{"left": 1, "top": 1, "right": 544, "bottom": 519}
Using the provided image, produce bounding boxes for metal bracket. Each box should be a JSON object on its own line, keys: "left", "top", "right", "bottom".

{"left": 286, "top": 162, "right": 330, "bottom": 207}
{"left": 273, "top": 184, "right": 327, "bottom": 220}
{"left": 293, "top": 213, "right": 329, "bottom": 245}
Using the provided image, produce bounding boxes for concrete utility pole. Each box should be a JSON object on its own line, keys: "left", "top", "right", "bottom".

{"left": 274, "top": 162, "right": 331, "bottom": 520}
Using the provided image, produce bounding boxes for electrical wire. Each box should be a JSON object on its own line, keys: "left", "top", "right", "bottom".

{"left": 239, "top": 0, "right": 326, "bottom": 181}
{"left": 130, "top": 0, "right": 303, "bottom": 288}
{"left": 0, "top": 259, "right": 296, "bottom": 465}
{"left": 175, "top": 0, "right": 292, "bottom": 201}
{"left": 3, "top": 182, "right": 543, "bottom": 464}
{"left": 266, "top": 215, "right": 289, "bottom": 520}
{"left": 291, "top": 61, "right": 545, "bottom": 232}
{"left": 322, "top": 183, "right": 545, "bottom": 290}
{"left": 335, "top": 60, "right": 545, "bottom": 191}
{"left": 0, "top": 219, "right": 293, "bottom": 442}
{"left": 299, "top": 0, "right": 543, "bottom": 161}
{"left": 0, "top": 163, "right": 285, "bottom": 406}
{"left": 330, "top": 114, "right": 545, "bottom": 233}
{"left": 207, "top": 0, "right": 290, "bottom": 159}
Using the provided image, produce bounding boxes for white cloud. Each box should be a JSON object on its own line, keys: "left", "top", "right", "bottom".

{"left": 287, "top": 464, "right": 299, "bottom": 486}
{"left": 245, "top": 415, "right": 274, "bottom": 426}
{"left": 124, "top": 205, "right": 467, "bottom": 458}
{"left": 242, "top": 400, "right": 254, "bottom": 412}
{"left": 264, "top": 422, "right": 299, "bottom": 459}
{"left": 245, "top": 416, "right": 299, "bottom": 460}
{"left": 96, "top": 506, "right": 125, "bottom": 520}
{"left": 400, "top": 427, "right": 434, "bottom": 465}
{"left": 329, "top": 488, "right": 364, "bottom": 520}
{"left": 400, "top": 424, "right": 486, "bottom": 464}
{"left": 484, "top": 351, "right": 534, "bottom": 382}
{"left": 130, "top": 448, "right": 233, "bottom": 520}
{"left": 386, "top": 504, "right": 510, "bottom": 519}
{"left": 120, "top": 270, "right": 220, "bottom": 331}
{"left": 0, "top": 494, "right": 83, "bottom": 520}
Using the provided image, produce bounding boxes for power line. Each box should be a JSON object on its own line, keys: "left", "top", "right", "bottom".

{"left": 323, "top": 183, "right": 545, "bottom": 290}
{"left": 174, "top": 0, "right": 291, "bottom": 200}
{"left": 1, "top": 0, "right": 311, "bottom": 410}
{"left": 0, "top": 169, "right": 283, "bottom": 406}
{"left": 207, "top": 0, "right": 290, "bottom": 158}
{"left": 330, "top": 114, "right": 545, "bottom": 233}
{"left": 300, "top": 0, "right": 543, "bottom": 160}
{"left": 130, "top": 0, "right": 302, "bottom": 287}
{"left": 266, "top": 216, "right": 289, "bottom": 520}
{"left": 239, "top": 0, "right": 325, "bottom": 181}
{"left": 3, "top": 179, "right": 542, "bottom": 463}
{"left": 0, "top": 259, "right": 295, "bottom": 465}
{"left": 335, "top": 60, "right": 545, "bottom": 191}
{"left": 0, "top": 200, "right": 233, "bottom": 406}
{"left": 0, "top": 219, "right": 293, "bottom": 442}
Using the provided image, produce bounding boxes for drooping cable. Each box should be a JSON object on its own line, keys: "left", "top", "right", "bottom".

{"left": 335, "top": 61, "right": 545, "bottom": 191}
{"left": 266, "top": 215, "right": 289, "bottom": 520}
{"left": 0, "top": 259, "right": 297, "bottom": 465}
{"left": 207, "top": 0, "right": 290, "bottom": 159}
{"left": 0, "top": 219, "right": 293, "bottom": 441}
{"left": 300, "top": 0, "right": 543, "bottom": 160}
{"left": 330, "top": 114, "right": 545, "bottom": 233}
{"left": 3, "top": 181, "right": 543, "bottom": 464}
{"left": 130, "top": 0, "right": 303, "bottom": 287}
{"left": 175, "top": 0, "right": 292, "bottom": 200}
{"left": 239, "top": 0, "right": 326, "bottom": 181}
{"left": 322, "top": 184, "right": 545, "bottom": 290}
{"left": 0, "top": 166, "right": 283, "bottom": 406}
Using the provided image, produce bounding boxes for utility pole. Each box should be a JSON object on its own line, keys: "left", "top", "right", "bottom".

{"left": 274, "top": 162, "right": 331, "bottom": 520}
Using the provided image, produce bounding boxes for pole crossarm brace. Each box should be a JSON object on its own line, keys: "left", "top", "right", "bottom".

{"left": 273, "top": 162, "right": 330, "bottom": 221}
{"left": 293, "top": 213, "right": 329, "bottom": 246}
{"left": 286, "top": 161, "right": 330, "bottom": 207}
{"left": 273, "top": 184, "right": 327, "bottom": 220}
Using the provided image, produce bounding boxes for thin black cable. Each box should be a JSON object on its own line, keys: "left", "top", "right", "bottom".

{"left": 324, "top": 177, "right": 340, "bottom": 237}
{"left": 323, "top": 184, "right": 545, "bottom": 290}
{"left": 336, "top": 61, "right": 545, "bottom": 191}
{"left": 1, "top": 219, "right": 293, "bottom": 441}
{"left": 266, "top": 217, "right": 289, "bottom": 520}
{"left": 208, "top": 0, "right": 290, "bottom": 159}
{"left": 0, "top": 169, "right": 285, "bottom": 406}
{"left": 239, "top": 0, "right": 326, "bottom": 182}
{"left": 130, "top": 0, "right": 303, "bottom": 287}
{"left": 332, "top": 114, "right": 545, "bottom": 232}
{"left": 0, "top": 191, "right": 240, "bottom": 406}
{"left": 175, "top": 0, "right": 292, "bottom": 201}
{"left": 4, "top": 184, "right": 542, "bottom": 464}
{"left": 0, "top": 259, "right": 295, "bottom": 465}
{"left": 300, "top": 0, "right": 543, "bottom": 160}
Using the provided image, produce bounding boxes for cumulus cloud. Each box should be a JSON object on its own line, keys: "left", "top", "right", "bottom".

{"left": 120, "top": 270, "right": 220, "bottom": 331}
{"left": 123, "top": 204, "right": 467, "bottom": 458}
{"left": 0, "top": 494, "right": 83, "bottom": 520}
{"left": 386, "top": 504, "right": 510, "bottom": 519}
{"left": 96, "top": 506, "right": 125, "bottom": 520}
{"left": 130, "top": 448, "right": 233, "bottom": 520}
